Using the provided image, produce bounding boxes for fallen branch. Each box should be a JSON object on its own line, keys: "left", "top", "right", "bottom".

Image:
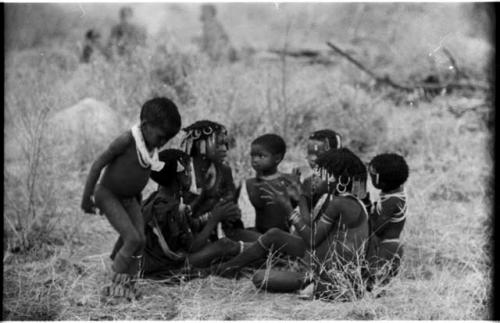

{"left": 441, "top": 47, "right": 468, "bottom": 80}
{"left": 269, "top": 48, "right": 322, "bottom": 58}
{"left": 268, "top": 48, "right": 337, "bottom": 65}
{"left": 447, "top": 102, "right": 490, "bottom": 118}
{"left": 325, "top": 41, "right": 490, "bottom": 93}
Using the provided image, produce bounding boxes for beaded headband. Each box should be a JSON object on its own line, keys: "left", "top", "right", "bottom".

{"left": 181, "top": 125, "right": 227, "bottom": 155}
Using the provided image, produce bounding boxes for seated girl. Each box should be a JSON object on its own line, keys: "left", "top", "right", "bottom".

{"left": 364, "top": 153, "right": 409, "bottom": 291}
{"left": 213, "top": 148, "right": 370, "bottom": 301}
{"left": 180, "top": 120, "right": 257, "bottom": 242}
{"left": 141, "top": 149, "right": 242, "bottom": 279}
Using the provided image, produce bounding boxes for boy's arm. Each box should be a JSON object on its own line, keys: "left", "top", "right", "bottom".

{"left": 282, "top": 175, "right": 312, "bottom": 226}
{"left": 188, "top": 201, "right": 240, "bottom": 252}
{"left": 291, "top": 199, "right": 341, "bottom": 248}
{"left": 81, "top": 132, "right": 131, "bottom": 214}
{"left": 370, "top": 198, "right": 398, "bottom": 234}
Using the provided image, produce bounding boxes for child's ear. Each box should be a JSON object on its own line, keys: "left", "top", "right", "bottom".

{"left": 274, "top": 154, "right": 283, "bottom": 165}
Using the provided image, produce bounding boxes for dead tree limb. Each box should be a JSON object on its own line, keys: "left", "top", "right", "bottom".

{"left": 326, "top": 41, "right": 413, "bottom": 91}
{"left": 441, "top": 47, "right": 468, "bottom": 80}
{"left": 447, "top": 102, "right": 490, "bottom": 118}
{"left": 268, "top": 48, "right": 338, "bottom": 66}
{"left": 326, "top": 41, "right": 379, "bottom": 80}
{"left": 269, "top": 48, "right": 322, "bottom": 58}
{"left": 325, "top": 41, "right": 490, "bottom": 93}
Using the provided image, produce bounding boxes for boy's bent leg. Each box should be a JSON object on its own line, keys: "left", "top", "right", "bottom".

{"left": 222, "top": 219, "right": 261, "bottom": 242}
{"left": 259, "top": 228, "right": 307, "bottom": 258}
{"left": 252, "top": 269, "right": 306, "bottom": 293}
{"left": 110, "top": 237, "right": 123, "bottom": 260}
{"left": 224, "top": 228, "right": 262, "bottom": 242}
{"left": 187, "top": 238, "right": 240, "bottom": 268}
{"left": 94, "top": 185, "right": 144, "bottom": 274}
{"left": 122, "top": 198, "right": 146, "bottom": 275}
{"left": 214, "top": 228, "right": 306, "bottom": 276}
{"left": 213, "top": 240, "right": 267, "bottom": 276}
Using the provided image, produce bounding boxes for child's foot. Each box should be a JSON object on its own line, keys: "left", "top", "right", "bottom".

{"left": 298, "top": 282, "right": 315, "bottom": 300}
{"left": 100, "top": 284, "right": 134, "bottom": 305}
{"left": 100, "top": 273, "right": 140, "bottom": 305}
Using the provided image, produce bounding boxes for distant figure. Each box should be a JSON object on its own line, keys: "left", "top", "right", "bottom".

{"left": 81, "top": 29, "right": 106, "bottom": 63}
{"left": 107, "top": 6, "right": 147, "bottom": 58}
{"left": 199, "top": 4, "right": 237, "bottom": 63}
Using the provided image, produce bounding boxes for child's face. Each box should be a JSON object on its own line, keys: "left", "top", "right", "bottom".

{"left": 307, "top": 139, "right": 329, "bottom": 168}
{"left": 250, "top": 143, "right": 281, "bottom": 174}
{"left": 143, "top": 123, "right": 176, "bottom": 150}
{"left": 206, "top": 133, "right": 228, "bottom": 162}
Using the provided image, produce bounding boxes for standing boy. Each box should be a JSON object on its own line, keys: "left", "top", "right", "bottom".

{"left": 81, "top": 97, "right": 181, "bottom": 303}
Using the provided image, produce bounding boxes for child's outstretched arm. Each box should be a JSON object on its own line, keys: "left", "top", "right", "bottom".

{"left": 81, "top": 132, "right": 131, "bottom": 214}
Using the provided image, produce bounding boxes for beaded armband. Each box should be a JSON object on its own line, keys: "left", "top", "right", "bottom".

{"left": 289, "top": 207, "right": 301, "bottom": 225}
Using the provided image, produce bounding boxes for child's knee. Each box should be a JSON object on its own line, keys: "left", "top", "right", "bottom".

{"left": 219, "top": 237, "right": 237, "bottom": 248}
{"left": 252, "top": 270, "right": 267, "bottom": 288}
{"left": 261, "top": 228, "right": 282, "bottom": 245}
{"left": 124, "top": 231, "right": 146, "bottom": 251}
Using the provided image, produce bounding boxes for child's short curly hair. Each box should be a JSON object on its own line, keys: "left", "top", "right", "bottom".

{"left": 316, "top": 147, "right": 367, "bottom": 183}
{"left": 140, "top": 97, "right": 181, "bottom": 132}
{"left": 369, "top": 153, "right": 409, "bottom": 191}
{"left": 150, "top": 149, "right": 190, "bottom": 187}
{"left": 309, "top": 129, "right": 342, "bottom": 150}
{"left": 251, "top": 134, "right": 286, "bottom": 157}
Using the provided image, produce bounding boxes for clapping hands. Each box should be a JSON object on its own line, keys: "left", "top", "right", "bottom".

{"left": 258, "top": 179, "right": 301, "bottom": 214}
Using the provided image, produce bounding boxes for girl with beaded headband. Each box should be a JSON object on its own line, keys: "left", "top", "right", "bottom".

{"left": 180, "top": 120, "right": 252, "bottom": 243}
{"left": 293, "top": 129, "right": 344, "bottom": 221}
{"left": 211, "top": 148, "right": 370, "bottom": 301}
{"left": 137, "top": 149, "right": 245, "bottom": 279}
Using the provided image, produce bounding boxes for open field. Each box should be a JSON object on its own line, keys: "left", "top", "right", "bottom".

{"left": 3, "top": 3, "right": 494, "bottom": 320}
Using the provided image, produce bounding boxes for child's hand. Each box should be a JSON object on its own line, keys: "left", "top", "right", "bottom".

{"left": 291, "top": 167, "right": 302, "bottom": 179}
{"left": 211, "top": 201, "right": 240, "bottom": 222}
{"left": 282, "top": 177, "right": 302, "bottom": 203}
{"left": 259, "top": 182, "right": 293, "bottom": 214}
{"left": 81, "top": 197, "right": 97, "bottom": 214}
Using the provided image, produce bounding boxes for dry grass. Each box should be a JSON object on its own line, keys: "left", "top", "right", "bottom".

{"left": 3, "top": 3, "right": 493, "bottom": 320}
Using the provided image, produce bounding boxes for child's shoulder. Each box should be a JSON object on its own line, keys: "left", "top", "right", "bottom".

{"left": 329, "top": 194, "right": 361, "bottom": 210}
{"left": 279, "top": 172, "right": 299, "bottom": 183}
{"left": 380, "top": 189, "right": 407, "bottom": 205}
{"left": 107, "top": 130, "right": 134, "bottom": 149}
{"left": 113, "top": 129, "right": 133, "bottom": 144}
{"left": 218, "top": 162, "right": 233, "bottom": 173}
{"left": 245, "top": 177, "right": 258, "bottom": 186}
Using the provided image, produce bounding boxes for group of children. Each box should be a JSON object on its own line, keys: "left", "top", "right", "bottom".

{"left": 82, "top": 96, "right": 409, "bottom": 304}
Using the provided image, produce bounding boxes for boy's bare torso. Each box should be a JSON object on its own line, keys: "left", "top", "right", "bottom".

{"left": 100, "top": 131, "right": 151, "bottom": 197}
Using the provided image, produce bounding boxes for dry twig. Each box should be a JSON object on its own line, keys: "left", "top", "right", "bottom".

{"left": 325, "top": 41, "right": 490, "bottom": 93}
